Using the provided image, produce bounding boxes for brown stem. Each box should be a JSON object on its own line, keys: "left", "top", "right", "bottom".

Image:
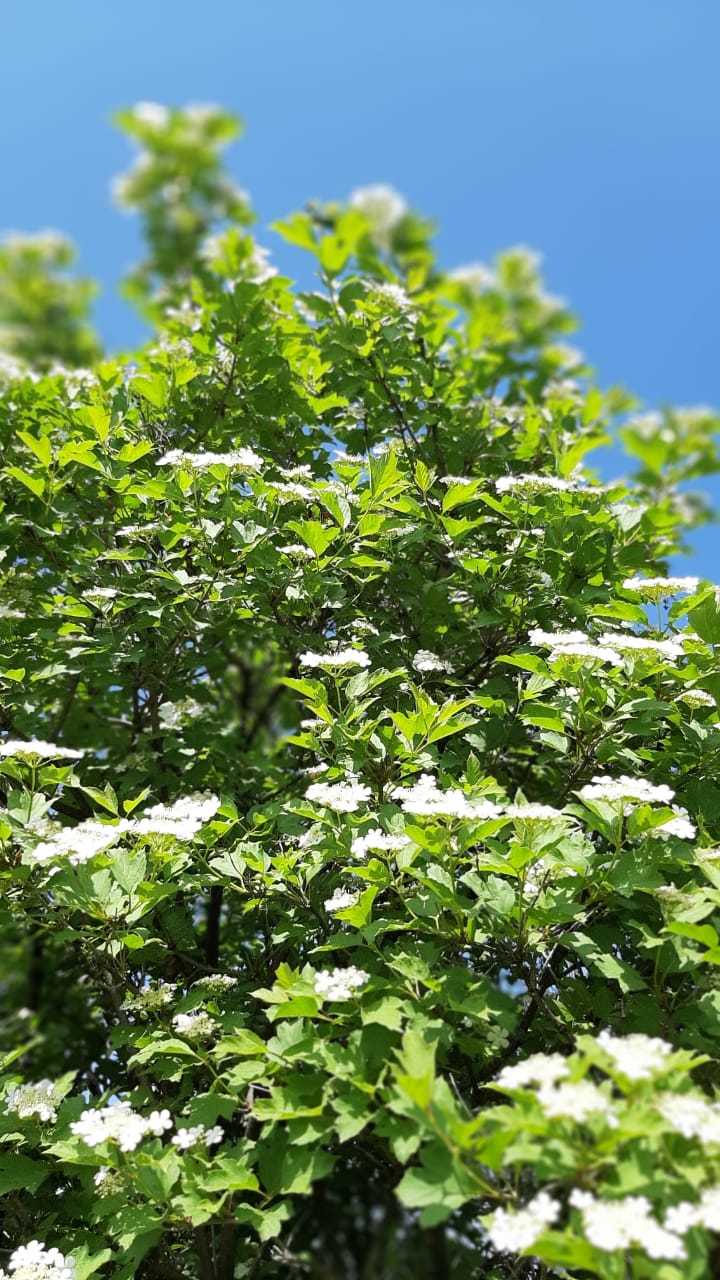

{"left": 204, "top": 887, "right": 223, "bottom": 967}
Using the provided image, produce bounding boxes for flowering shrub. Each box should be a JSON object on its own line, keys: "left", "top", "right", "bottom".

{"left": 1, "top": 102, "right": 720, "bottom": 1280}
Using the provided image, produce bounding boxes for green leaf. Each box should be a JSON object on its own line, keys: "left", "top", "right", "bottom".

{"left": 6, "top": 466, "right": 45, "bottom": 497}
{"left": 286, "top": 520, "right": 339, "bottom": 556}
{"left": 0, "top": 1154, "right": 49, "bottom": 1195}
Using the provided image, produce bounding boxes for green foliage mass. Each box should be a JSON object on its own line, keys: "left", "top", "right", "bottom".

{"left": 1, "top": 102, "right": 720, "bottom": 1280}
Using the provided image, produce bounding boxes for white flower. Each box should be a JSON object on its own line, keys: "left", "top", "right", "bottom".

{"left": 496, "top": 474, "right": 577, "bottom": 495}
{"left": 529, "top": 628, "right": 589, "bottom": 648}
{"left": 305, "top": 779, "right": 372, "bottom": 812}
{"left": 505, "top": 803, "right": 567, "bottom": 822}
{"left": 349, "top": 184, "right": 407, "bottom": 239}
{"left": 657, "top": 1093, "right": 720, "bottom": 1145}
{"left": 537, "top": 1081, "right": 616, "bottom": 1124}
{"left": 448, "top": 262, "right": 496, "bottom": 292}
{"left": 158, "top": 698, "right": 203, "bottom": 730}
{"left": 324, "top": 888, "right": 360, "bottom": 913}
{"left": 172, "top": 1012, "right": 217, "bottom": 1041}
{"left": 130, "top": 793, "right": 220, "bottom": 840}
{"left": 83, "top": 586, "right": 118, "bottom": 603}
{"left": 132, "top": 101, "right": 170, "bottom": 128}
{"left": 677, "top": 688, "right": 715, "bottom": 708}
{"left": 299, "top": 649, "right": 371, "bottom": 670}
{"left": 486, "top": 1191, "right": 560, "bottom": 1254}
{"left": 548, "top": 641, "right": 624, "bottom": 667}
{"left": 123, "top": 980, "right": 177, "bottom": 1015}
{"left": 496, "top": 1053, "right": 569, "bottom": 1091}
{"left": 279, "top": 544, "right": 315, "bottom": 559}
{"left": 527, "top": 628, "right": 624, "bottom": 667}
{"left": 367, "top": 282, "right": 415, "bottom": 311}
{"left": 598, "top": 631, "right": 686, "bottom": 659}
{"left": 71, "top": 1102, "right": 172, "bottom": 1152}
{"left": 578, "top": 775, "right": 674, "bottom": 805}
{"left": 157, "top": 448, "right": 262, "bottom": 471}
{"left": 654, "top": 806, "right": 696, "bottom": 840}
{"left": 398, "top": 773, "right": 502, "bottom": 820}
{"left": 350, "top": 828, "right": 409, "bottom": 858}
{"left": 193, "top": 973, "right": 236, "bottom": 995}
{"left": 314, "top": 966, "right": 369, "bottom": 1001}
{"left": 666, "top": 1186, "right": 720, "bottom": 1234}
{"left": 0, "top": 739, "right": 83, "bottom": 761}
{"left": 5, "top": 1080, "right": 58, "bottom": 1123}
{"left": 1, "top": 1242, "right": 75, "bottom": 1280}
{"left": 596, "top": 1029, "right": 673, "bottom": 1079}
{"left": 412, "top": 650, "right": 454, "bottom": 674}
{"left": 266, "top": 480, "right": 315, "bottom": 502}
{"left": 29, "top": 819, "right": 128, "bottom": 867}
{"left": 172, "top": 1123, "right": 224, "bottom": 1150}
{"left": 569, "top": 1190, "right": 685, "bottom": 1260}
{"left": 623, "top": 576, "right": 700, "bottom": 600}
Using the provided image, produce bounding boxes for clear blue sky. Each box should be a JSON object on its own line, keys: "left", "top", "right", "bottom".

{"left": 2, "top": 1, "right": 719, "bottom": 572}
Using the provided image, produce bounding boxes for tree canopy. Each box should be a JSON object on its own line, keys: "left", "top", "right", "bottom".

{"left": 2, "top": 103, "right": 720, "bottom": 1280}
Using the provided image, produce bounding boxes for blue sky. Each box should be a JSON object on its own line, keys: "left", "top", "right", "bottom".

{"left": 2, "top": 1, "right": 719, "bottom": 571}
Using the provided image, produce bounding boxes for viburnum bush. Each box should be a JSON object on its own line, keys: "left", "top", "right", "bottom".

{"left": 3, "top": 103, "right": 720, "bottom": 1280}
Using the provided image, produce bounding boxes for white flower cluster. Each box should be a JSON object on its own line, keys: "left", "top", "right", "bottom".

{"left": 131, "top": 793, "right": 221, "bottom": 839}
{"left": 448, "top": 262, "right": 496, "bottom": 292}
{"left": 0, "top": 1242, "right": 75, "bottom": 1280}
{"left": 496, "top": 474, "right": 587, "bottom": 495}
{"left": 193, "top": 973, "right": 236, "bottom": 995}
{"left": 678, "top": 687, "right": 716, "bottom": 708}
{"left": 578, "top": 775, "right": 674, "bottom": 805}
{"left": 158, "top": 698, "right": 204, "bottom": 730}
{"left": 71, "top": 1102, "right": 172, "bottom": 1152}
{"left": 92, "top": 1167, "right": 122, "bottom": 1195}
{"left": 598, "top": 631, "right": 686, "bottom": 659}
{"left": 157, "top": 447, "right": 262, "bottom": 471}
{"left": 5, "top": 1080, "right": 58, "bottom": 1123}
{"left": 497, "top": 1059, "right": 614, "bottom": 1121}
{"left": 28, "top": 794, "right": 221, "bottom": 868}
{"left": 398, "top": 773, "right": 502, "bottom": 820}
{"left": 597, "top": 1029, "right": 673, "bottom": 1079}
{"left": 486, "top": 1191, "right": 560, "bottom": 1253}
{"left": 324, "top": 888, "right": 360, "bottom": 913}
{"left": 279, "top": 543, "right": 315, "bottom": 559}
{"left": 349, "top": 184, "right": 407, "bottom": 241}
{"left": 569, "top": 1190, "right": 685, "bottom": 1261}
{"left": 305, "top": 779, "right": 372, "bottom": 812}
{"left": 412, "top": 650, "right": 454, "bottom": 674}
{"left": 350, "top": 828, "right": 410, "bottom": 858}
{"left": 366, "top": 282, "right": 415, "bottom": 312}
{"left": 123, "top": 981, "right": 177, "bottom": 1016}
{"left": 131, "top": 100, "right": 170, "bottom": 128}
{"left": 299, "top": 649, "right": 371, "bottom": 670}
{"left": 623, "top": 575, "right": 700, "bottom": 600}
{"left": 528, "top": 627, "right": 624, "bottom": 667}
{"left": 506, "top": 803, "right": 567, "bottom": 822}
{"left": 171, "top": 1123, "right": 224, "bottom": 1151}
{"left": 528, "top": 629, "right": 587, "bottom": 648}
{"left": 314, "top": 966, "right": 369, "bottom": 1001}
{"left": 536, "top": 1080, "right": 615, "bottom": 1124}
{"left": 172, "top": 1011, "right": 218, "bottom": 1041}
{"left": 29, "top": 819, "right": 126, "bottom": 867}
{"left": 666, "top": 1186, "right": 720, "bottom": 1235}
{"left": 83, "top": 586, "right": 118, "bottom": 604}
{"left": 266, "top": 480, "right": 315, "bottom": 502}
{"left": 0, "top": 739, "right": 83, "bottom": 761}
{"left": 657, "top": 1093, "right": 720, "bottom": 1145}
{"left": 496, "top": 1053, "right": 569, "bottom": 1090}
{"left": 655, "top": 807, "right": 696, "bottom": 840}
